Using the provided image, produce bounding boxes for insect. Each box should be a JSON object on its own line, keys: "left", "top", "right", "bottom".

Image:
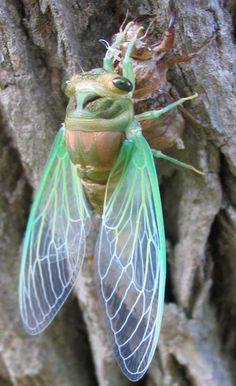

{"left": 19, "top": 13, "right": 205, "bottom": 382}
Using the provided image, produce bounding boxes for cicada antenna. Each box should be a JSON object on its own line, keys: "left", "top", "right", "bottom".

{"left": 78, "top": 61, "right": 84, "bottom": 73}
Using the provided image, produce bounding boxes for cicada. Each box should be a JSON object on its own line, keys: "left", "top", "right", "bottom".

{"left": 19, "top": 16, "right": 203, "bottom": 382}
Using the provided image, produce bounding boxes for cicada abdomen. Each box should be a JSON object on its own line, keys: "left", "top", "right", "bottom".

{"left": 110, "top": 5, "right": 214, "bottom": 150}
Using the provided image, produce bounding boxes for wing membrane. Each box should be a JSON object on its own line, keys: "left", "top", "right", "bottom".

{"left": 96, "top": 134, "right": 166, "bottom": 381}
{"left": 19, "top": 126, "right": 91, "bottom": 334}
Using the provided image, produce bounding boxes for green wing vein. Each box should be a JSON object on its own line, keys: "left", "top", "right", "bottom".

{"left": 96, "top": 133, "right": 166, "bottom": 381}
{"left": 19, "top": 127, "right": 91, "bottom": 334}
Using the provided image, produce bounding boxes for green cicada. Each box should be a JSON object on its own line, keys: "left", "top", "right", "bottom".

{"left": 19, "top": 21, "right": 203, "bottom": 381}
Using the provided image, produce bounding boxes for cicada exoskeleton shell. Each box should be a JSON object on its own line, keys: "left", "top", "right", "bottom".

{"left": 111, "top": 7, "right": 214, "bottom": 150}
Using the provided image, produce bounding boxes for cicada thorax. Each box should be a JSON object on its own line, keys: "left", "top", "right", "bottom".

{"left": 64, "top": 71, "right": 133, "bottom": 212}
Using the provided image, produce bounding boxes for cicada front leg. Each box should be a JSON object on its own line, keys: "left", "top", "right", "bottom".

{"left": 103, "top": 23, "right": 144, "bottom": 90}
{"left": 103, "top": 21, "right": 134, "bottom": 72}
{"left": 119, "top": 26, "right": 144, "bottom": 87}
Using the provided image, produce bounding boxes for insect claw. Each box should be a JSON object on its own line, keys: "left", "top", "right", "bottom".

{"left": 181, "top": 93, "right": 198, "bottom": 103}
{"left": 152, "top": 149, "right": 204, "bottom": 176}
{"left": 190, "top": 166, "right": 205, "bottom": 176}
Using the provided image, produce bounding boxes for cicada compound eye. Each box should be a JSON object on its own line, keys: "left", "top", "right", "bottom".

{"left": 61, "top": 80, "right": 70, "bottom": 93}
{"left": 62, "top": 79, "right": 77, "bottom": 97}
{"left": 112, "top": 76, "right": 133, "bottom": 92}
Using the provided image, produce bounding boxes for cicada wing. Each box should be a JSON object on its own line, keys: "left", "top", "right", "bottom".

{"left": 19, "top": 126, "right": 91, "bottom": 335}
{"left": 95, "top": 134, "right": 166, "bottom": 381}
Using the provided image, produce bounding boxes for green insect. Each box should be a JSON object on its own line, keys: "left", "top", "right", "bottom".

{"left": 19, "top": 22, "right": 203, "bottom": 381}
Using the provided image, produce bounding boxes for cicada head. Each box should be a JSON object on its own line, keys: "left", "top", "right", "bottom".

{"left": 63, "top": 71, "right": 133, "bottom": 126}
{"left": 64, "top": 70, "right": 132, "bottom": 101}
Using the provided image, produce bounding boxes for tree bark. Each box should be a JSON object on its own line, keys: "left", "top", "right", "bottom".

{"left": 0, "top": 0, "right": 235, "bottom": 385}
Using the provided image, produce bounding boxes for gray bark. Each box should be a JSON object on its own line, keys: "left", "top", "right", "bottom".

{"left": 0, "top": 0, "right": 235, "bottom": 385}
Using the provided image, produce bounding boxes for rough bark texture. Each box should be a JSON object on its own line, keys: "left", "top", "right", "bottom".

{"left": 0, "top": 0, "right": 235, "bottom": 385}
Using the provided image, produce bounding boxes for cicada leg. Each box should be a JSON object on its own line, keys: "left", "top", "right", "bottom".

{"left": 152, "top": 8, "right": 176, "bottom": 54}
{"left": 135, "top": 93, "right": 204, "bottom": 175}
{"left": 120, "top": 26, "right": 144, "bottom": 88}
{"left": 152, "top": 150, "right": 204, "bottom": 175}
{"left": 135, "top": 93, "right": 198, "bottom": 121}
{"left": 162, "top": 33, "right": 215, "bottom": 67}
{"left": 103, "top": 22, "right": 144, "bottom": 91}
{"left": 103, "top": 21, "right": 134, "bottom": 72}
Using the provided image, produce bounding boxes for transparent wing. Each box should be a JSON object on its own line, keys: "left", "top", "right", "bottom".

{"left": 95, "top": 133, "right": 166, "bottom": 381}
{"left": 19, "top": 126, "right": 91, "bottom": 335}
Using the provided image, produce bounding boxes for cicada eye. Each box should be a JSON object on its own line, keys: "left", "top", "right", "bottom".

{"left": 112, "top": 77, "right": 133, "bottom": 92}
{"left": 61, "top": 80, "right": 70, "bottom": 93}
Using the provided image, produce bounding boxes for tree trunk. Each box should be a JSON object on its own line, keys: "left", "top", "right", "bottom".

{"left": 0, "top": 0, "right": 235, "bottom": 385}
